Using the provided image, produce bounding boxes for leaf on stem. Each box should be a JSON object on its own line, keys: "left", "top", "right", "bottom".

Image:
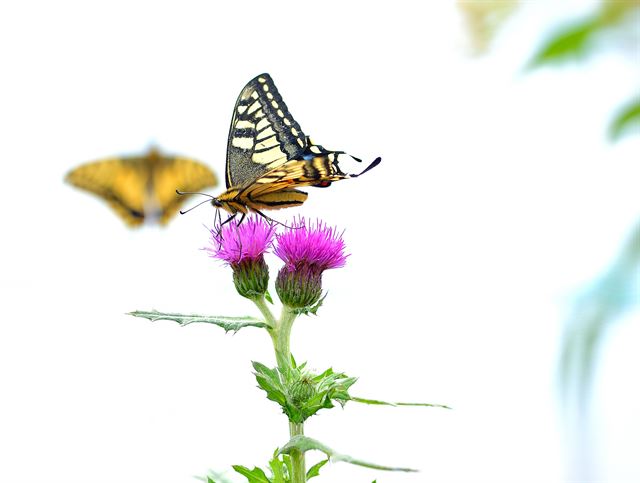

{"left": 232, "top": 465, "right": 271, "bottom": 483}
{"left": 306, "top": 459, "right": 329, "bottom": 480}
{"left": 128, "top": 310, "right": 268, "bottom": 332}
{"left": 278, "top": 435, "right": 418, "bottom": 473}
{"left": 252, "top": 362, "right": 358, "bottom": 423}
{"left": 350, "top": 396, "right": 451, "bottom": 410}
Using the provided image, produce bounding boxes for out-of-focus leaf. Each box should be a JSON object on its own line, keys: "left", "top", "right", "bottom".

{"left": 560, "top": 220, "right": 640, "bottom": 405}
{"left": 528, "top": 1, "right": 640, "bottom": 69}
{"left": 609, "top": 97, "right": 640, "bottom": 140}
{"left": 528, "top": 19, "right": 599, "bottom": 68}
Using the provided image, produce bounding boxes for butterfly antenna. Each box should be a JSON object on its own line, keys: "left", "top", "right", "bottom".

{"left": 179, "top": 197, "right": 212, "bottom": 215}
{"left": 176, "top": 189, "right": 215, "bottom": 198}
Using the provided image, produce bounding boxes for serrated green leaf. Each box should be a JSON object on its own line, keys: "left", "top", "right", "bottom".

{"left": 278, "top": 435, "right": 418, "bottom": 473}
{"left": 232, "top": 465, "right": 271, "bottom": 483}
{"left": 128, "top": 310, "right": 268, "bottom": 332}
{"left": 609, "top": 98, "right": 640, "bottom": 140}
{"left": 306, "top": 458, "right": 329, "bottom": 479}
{"left": 268, "top": 455, "right": 286, "bottom": 483}
{"left": 350, "top": 396, "right": 451, "bottom": 410}
{"left": 282, "top": 454, "right": 293, "bottom": 479}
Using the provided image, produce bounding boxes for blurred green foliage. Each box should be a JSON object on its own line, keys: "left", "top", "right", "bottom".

{"left": 559, "top": 221, "right": 640, "bottom": 406}
{"left": 528, "top": 0, "right": 639, "bottom": 141}
{"left": 609, "top": 98, "right": 640, "bottom": 140}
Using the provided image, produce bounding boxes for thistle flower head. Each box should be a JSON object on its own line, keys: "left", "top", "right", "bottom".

{"left": 275, "top": 218, "right": 347, "bottom": 309}
{"left": 274, "top": 218, "right": 348, "bottom": 272}
{"left": 205, "top": 216, "right": 275, "bottom": 266}
{"left": 204, "top": 216, "right": 275, "bottom": 299}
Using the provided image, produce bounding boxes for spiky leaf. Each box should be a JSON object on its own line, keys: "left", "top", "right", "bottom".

{"left": 129, "top": 310, "right": 268, "bottom": 332}
{"left": 278, "top": 436, "right": 418, "bottom": 473}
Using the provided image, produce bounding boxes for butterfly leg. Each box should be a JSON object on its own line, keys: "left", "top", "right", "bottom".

{"left": 236, "top": 212, "right": 246, "bottom": 227}
{"left": 219, "top": 213, "right": 237, "bottom": 229}
{"left": 253, "top": 208, "right": 298, "bottom": 230}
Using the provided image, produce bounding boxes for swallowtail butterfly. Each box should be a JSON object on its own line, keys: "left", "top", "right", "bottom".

{"left": 209, "top": 73, "right": 381, "bottom": 224}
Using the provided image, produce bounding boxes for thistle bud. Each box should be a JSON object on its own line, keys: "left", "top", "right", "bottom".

{"left": 276, "top": 265, "right": 322, "bottom": 308}
{"left": 290, "top": 376, "right": 317, "bottom": 406}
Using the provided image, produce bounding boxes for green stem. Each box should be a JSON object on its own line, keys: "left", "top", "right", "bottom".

{"left": 289, "top": 421, "right": 306, "bottom": 483}
{"left": 252, "top": 299, "right": 306, "bottom": 480}
{"left": 275, "top": 306, "right": 305, "bottom": 481}
{"left": 251, "top": 295, "right": 277, "bottom": 329}
{"left": 274, "top": 306, "right": 297, "bottom": 372}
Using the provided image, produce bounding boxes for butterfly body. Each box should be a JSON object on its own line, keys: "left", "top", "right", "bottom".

{"left": 66, "top": 146, "right": 218, "bottom": 226}
{"left": 213, "top": 73, "right": 381, "bottom": 218}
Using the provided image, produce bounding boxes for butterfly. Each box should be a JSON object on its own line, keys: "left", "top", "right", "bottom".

{"left": 66, "top": 146, "right": 218, "bottom": 227}
{"left": 207, "top": 73, "right": 381, "bottom": 225}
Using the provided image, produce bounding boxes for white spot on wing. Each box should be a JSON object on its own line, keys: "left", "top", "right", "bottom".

{"left": 252, "top": 146, "right": 286, "bottom": 164}
{"left": 235, "top": 120, "right": 255, "bottom": 129}
{"left": 256, "top": 126, "right": 276, "bottom": 140}
{"left": 277, "top": 109, "right": 284, "bottom": 117}
{"left": 247, "top": 100, "right": 262, "bottom": 114}
{"left": 256, "top": 118, "right": 270, "bottom": 131}
{"left": 231, "top": 137, "right": 254, "bottom": 150}
{"left": 255, "top": 136, "right": 280, "bottom": 150}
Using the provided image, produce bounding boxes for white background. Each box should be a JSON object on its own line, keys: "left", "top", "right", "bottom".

{"left": 1, "top": 1, "right": 639, "bottom": 482}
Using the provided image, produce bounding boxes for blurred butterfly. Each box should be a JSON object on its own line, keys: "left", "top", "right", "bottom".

{"left": 202, "top": 73, "right": 381, "bottom": 225}
{"left": 66, "top": 146, "right": 218, "bottom": 227}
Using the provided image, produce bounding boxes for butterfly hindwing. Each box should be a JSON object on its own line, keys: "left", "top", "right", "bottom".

{"left": 226, "top": 74, "right": 307, "bottom": 188}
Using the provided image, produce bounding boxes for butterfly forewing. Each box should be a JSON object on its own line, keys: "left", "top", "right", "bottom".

{"left": 226, "top": 74, "right": 307, "bottom": 188}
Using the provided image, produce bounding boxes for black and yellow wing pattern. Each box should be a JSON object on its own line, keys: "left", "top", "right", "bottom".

{"left": 66, "top": 147, "right": 218, "bottom": 227}
{"left": 215, "top": 74, "right": 381, "bottom": 215}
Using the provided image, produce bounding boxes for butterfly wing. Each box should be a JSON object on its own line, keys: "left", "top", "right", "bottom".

{"left": 65, "top": 157, "right": 150, "bottom": 226}
{"left": 152, "top": 156, "right": 218, "bottom": 225}
{"left": 226, "top": 73, "right": 308, "bottom": 189}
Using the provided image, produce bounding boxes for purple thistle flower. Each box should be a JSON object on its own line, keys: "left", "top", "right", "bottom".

{"left": 274, "top": 218, "right": 348, "bottom": 272}
{"left": 274, "top": 218, "right": 348, "bottom": 309}
{"left": 204, "top": 216, "right": 275, "bottom": 299}
{"left": 205, "top": 216, "right": 275, "bottom": 266}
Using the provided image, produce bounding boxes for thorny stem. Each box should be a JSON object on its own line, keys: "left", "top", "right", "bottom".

{"left": 252, "top": 299, "right": 306, "bottom": 481}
